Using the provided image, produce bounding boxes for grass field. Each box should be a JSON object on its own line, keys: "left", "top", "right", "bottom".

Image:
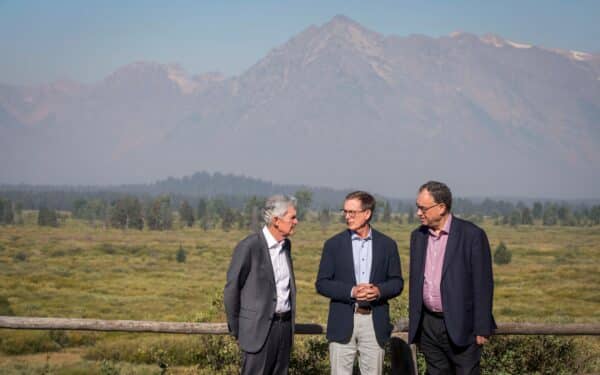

{"left": 0, "top": 214, "right": 598, "bottom": 373}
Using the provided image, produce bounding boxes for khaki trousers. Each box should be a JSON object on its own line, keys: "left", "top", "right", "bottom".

{"left": 329, "top": 313, "right": 384, "bottom": 375}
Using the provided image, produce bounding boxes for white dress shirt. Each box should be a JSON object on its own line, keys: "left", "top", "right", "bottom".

{"left": 262, "top": 226, "right": 291, "bottom": 313}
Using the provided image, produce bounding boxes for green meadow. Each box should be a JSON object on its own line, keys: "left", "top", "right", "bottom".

{"left": 0, "top": 214, "right": 599, "bottom": 374}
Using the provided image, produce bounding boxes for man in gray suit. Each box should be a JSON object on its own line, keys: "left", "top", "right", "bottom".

{"left": 224, "top": 195, "right": 299, "bottom": 375}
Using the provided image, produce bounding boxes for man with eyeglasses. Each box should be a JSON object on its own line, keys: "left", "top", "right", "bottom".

{"left": 316, "top": 191, "right": 403, "bottom": 374}
{"left": 408, "top": 181, "right": 496, "bottom": 375}
{"left": 224, "top": 195, "right": 299, "bottom": 375}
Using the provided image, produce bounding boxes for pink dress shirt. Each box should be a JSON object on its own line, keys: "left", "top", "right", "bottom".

{"left": 423, "top": 214, "right": 453, "bottom": 312}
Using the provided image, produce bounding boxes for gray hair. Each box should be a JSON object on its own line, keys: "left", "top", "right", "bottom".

{"left": 263, "top": 195, "right": 297, "bottom": 226}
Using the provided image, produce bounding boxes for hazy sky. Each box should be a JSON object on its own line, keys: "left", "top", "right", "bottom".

{"left": 1, "top": 0, "right": 599, "bottom": 85}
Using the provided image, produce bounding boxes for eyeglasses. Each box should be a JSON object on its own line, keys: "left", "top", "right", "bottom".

{"left": 340, "top": 209, "right": 366, "bottom": 217}
{"left": 416, "top": 203, "right": 441, "bottom": 213}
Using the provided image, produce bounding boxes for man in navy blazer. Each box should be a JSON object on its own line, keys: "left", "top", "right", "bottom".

{"left": 316, "top": 191, "right": 403, "bottom": 374}
{"left": 409, "top": 181, "right": 496, "bottom": 375}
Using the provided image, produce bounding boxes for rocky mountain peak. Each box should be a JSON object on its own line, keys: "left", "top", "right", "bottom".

{"left": 1, "top": 16, "right": 599, "bottom": 197}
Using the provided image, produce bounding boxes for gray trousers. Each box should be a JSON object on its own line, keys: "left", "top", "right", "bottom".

{"left": 241, "top": 319, "right": 292, "bottom": 375}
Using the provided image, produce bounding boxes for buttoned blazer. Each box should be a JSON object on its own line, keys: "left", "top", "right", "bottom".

{"left": 224, "top": 231, "right": 296, "bottom": 353}
{"left": 315, "top": 228, "right": 404, "bottom": 348}
{"left": 408, "top": 216, "right": 496, "bottom": 347}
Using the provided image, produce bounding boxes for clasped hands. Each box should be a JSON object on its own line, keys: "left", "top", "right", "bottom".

{"left": 351, "top": 283, "right": 380, "bottom": 301}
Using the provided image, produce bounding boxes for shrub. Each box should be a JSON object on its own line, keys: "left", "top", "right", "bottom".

{"left": 0, "top": 295, "right": 14, "bottom": 315}
{"left": 290, "top": 337, "right": 329, "bottom": 374}
{"left": 176, "top": 245, "right": 186, "bottom": 263}
{"left": 494, "top": 241, "right": 512, "bottom": 265}
{"left": 481, "top": 335, "right": 583, "bottom": 375}
{"left": 85, "top": 335, "right": 239, "bottom": 371}
{"left": 13, "top": 251, "right": 27, "bottom": 262}
{"left": 0, "top": 329, "right": 97, "bottom": 356}
{"left": 100, "top": 360, "right": 121, "bottom": 375}
{"left": 0, "top": 331, "right": 61, "bottom": 355}
{"left": 49, "top": 330, "right": 70, "bottom": 348}
{"left": 98, "top": 243, "right": 117, "bottom": 254}
{"left": 555, "top": 245, "right": 581, "bottom": 264}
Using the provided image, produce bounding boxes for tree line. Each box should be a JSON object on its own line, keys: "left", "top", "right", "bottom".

{"left": 0, "top": 191, "right": 313, "bottom": 231}
{"left": 1, "top": 193, "right": 599, "bottom": 229}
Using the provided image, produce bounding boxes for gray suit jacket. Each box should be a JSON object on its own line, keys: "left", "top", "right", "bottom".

{"left": 224, "top": 230, "right": 296, "bottom": 353}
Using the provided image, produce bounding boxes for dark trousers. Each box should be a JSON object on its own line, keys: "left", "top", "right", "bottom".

{"left": 417, "top": 310, "right": 481, "bottom": 375}
{"left": 241, "top": 319, "right": 292, "bottom": 375}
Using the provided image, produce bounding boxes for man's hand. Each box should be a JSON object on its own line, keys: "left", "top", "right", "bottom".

{"left": 352, "top": 283, "right": 371, "bottom": 300}
{"left": 364, "top": 285, "right": 380, "bottom": 301}
{"left": 476, "top": 336, "right": 489, "bottom": 345}
{"left": 353, "top": 283, "right": 380, "bottom": 301}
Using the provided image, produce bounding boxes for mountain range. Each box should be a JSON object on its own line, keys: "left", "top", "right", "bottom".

{"left": 1, "top": 15, "right": 599, "bottom": 198}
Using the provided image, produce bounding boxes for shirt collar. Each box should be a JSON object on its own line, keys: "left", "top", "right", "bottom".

{"left": 262, "top": 226, "right": 284, "bottom": 249}
{"left": 351, "top": 228, "right": 372, "bottom": 241}
{"left": 428, "top": 214, "right": 453, "bottom": 237}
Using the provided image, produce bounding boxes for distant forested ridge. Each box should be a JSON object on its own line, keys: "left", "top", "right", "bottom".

{"left": 0, "top": 171, "right": 349, "bottom": 211}
{"left": 1, "top": 171, "right": 599, "bottom": 227}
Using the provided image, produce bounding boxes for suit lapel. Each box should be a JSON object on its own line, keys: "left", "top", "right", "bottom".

{"left": 284, "top": 239, "right": 295, "bottom": 287}
{"left": 415, "top": 227, "right": 428, "bottom": 286}
{"left": 344, "top": 230, "right": 357, "bottom": 285}
{"left": 258, "top": 230, "right": 276, "bottom": 289}
{"left": 369, "top": 229, "right": 381, "bottom": 282}
{"left": 442, "top": 216, "right": 460, "bottom": 278}
{"left": 283, "top": 239, "right": 296, "bottom": 313}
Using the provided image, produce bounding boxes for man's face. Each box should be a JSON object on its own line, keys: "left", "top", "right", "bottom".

{"left": 416, "top": 189, "right": 445, "bottom": 229}
{"left": 343, "top": 198, "right": 371, "bottom": 232}
{"left": 274, "top": 205, "right": 298, "bottom": 238}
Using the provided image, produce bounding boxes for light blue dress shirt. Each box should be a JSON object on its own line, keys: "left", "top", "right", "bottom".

{"left": 352, "top": 228, "right": 373, "bottom": 284}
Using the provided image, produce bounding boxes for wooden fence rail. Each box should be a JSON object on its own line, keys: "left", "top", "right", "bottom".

{"left": 2, "top": 316, "right": 599, "bottom": 375}
{"left": 1, "top": 316, "right": 599, "bottom": 336}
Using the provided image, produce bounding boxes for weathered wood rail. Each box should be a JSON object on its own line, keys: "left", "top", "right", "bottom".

{"left": 1, "top": 316, "right": 599, "bottom": 336}
{"left": 2, "top": 316, "right": 598, "bottom": 375}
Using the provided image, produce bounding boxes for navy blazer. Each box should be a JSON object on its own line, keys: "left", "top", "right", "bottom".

{"left": 408, "top": 216, "right": 496, "bottom": 347}
{"left": 316, "top": 228, "right": 404, "bottom": 348}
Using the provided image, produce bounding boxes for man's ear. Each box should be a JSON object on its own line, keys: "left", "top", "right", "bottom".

{"left": 440, "top": 203, "right": 448, "bottom": 215}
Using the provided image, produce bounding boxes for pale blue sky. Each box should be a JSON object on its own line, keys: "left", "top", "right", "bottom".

{"left": 1, "top": 0, "right": 598, "bottom": 85}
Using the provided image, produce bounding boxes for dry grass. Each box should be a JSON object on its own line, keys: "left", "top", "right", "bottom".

{"left": 0, "top": 217, "right": 598, "bottom": 373}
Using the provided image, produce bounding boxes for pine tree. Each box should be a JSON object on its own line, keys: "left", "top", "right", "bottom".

{"left": 521, "top": 207, "right": 533, "bottom": 225}
{"left": 294, "top": 190, "right": 313, "bottom": 221}
{"left": 382, "top": 201, "right": 392, "bottom": 223}
{"left": 110, "top": 197, "right": 143, "bottom": 230}
{"left": 407, "top": 206, "right": 416, "bottom": 225}
{"left": 532, "top": 202, "right": 543, "bottom": 220}
{"left": 38, "top": 206, "right": 58, "bottom": 227}
{"left": 197, "top": 198, "right": 208, "bottom": 221}
{"left": 318, "top": 208, "right": 331, "bottom": 232}
{"left": 179, "top": 200, "right": 195, "bottom": 227}
{"left": 0, "top": 199, "right": 14, "bottom": 225}
{"left": 146, "top": 196, "right": 172, "bottom": 230}
{"left": 221, "top": 207, "right": 236, "bottom": 232}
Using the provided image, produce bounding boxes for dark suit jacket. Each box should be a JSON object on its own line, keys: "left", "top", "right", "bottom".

{"left": 224, "top": 231, "right": 296, "bottom": 353}
{"left": 408, "top": 216, "right": 496, "bottom": 347}
{"left": 316, "top": 228, "right": 404, "bottom": 348}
